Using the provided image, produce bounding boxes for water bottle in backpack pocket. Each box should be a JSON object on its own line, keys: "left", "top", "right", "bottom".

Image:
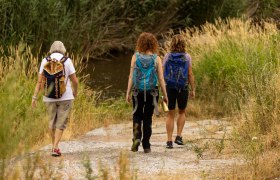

{"left": 164, "top": 53, "right": 189, "bottom": 89}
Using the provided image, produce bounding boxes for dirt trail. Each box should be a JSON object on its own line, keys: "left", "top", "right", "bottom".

{"left": 34, "top": 117, "right": 241, "bottom": 179}
{"left": 8, "top": 117, "right": 244, "bottom": 179}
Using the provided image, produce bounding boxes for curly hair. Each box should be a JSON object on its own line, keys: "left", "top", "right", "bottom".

{"left": 170, "top": 34, "right": 186, "bottom": 53}
{"left": 136, "top": 32, "right": 159, "bottom": 54}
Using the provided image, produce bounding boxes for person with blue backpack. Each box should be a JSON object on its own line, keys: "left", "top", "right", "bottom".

{"left": 163, "top": 34, "right": 195, "bottom": 149}
{"left": 126, "top": 32, "right": 168, "bottom": 153}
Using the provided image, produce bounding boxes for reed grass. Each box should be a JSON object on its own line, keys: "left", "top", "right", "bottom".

{"left": 164, "top": 18, "right": 280, "bottom": 124}
{"left": 0, "top": 0, "right": 180, "bottom": 58}
{"left": 163, "top": 18, "right": 280, "bottom": 178}
{"left": 0, "top": 43, "right": 130, "bottom": 179}
{"left": 2, "top": 17, "right": 280, "bottom": 179}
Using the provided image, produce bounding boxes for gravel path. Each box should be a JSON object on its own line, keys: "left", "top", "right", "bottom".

{"left": 37, "top": 118, "right": 242, "bottom": 179}
{"left": 8, "top": 118, "right": 243, "bottom": 179}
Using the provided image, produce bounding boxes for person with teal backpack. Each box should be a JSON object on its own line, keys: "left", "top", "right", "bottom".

{"left": 126, "top": 32, "right": 168, "bottom": 153}
{"left": 163, "top": 34, "right": 195, "bottom": 149}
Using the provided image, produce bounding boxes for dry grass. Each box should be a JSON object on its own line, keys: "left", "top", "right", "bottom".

{"left": 2, "top": 18, "right": 280, "bottom": 179}
{"left": 219, "top": 149, "right": 280, "bottom": 179}
{"left": 162, "top": 18, "right": 280, "bottom": 178}
{"left": 162, "top": 17, "right": 278, "bottom": 60}
{"left": 0, "top": 43, "right": 130, "bottom": 175}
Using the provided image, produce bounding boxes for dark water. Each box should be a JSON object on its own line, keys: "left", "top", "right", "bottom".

{"left": 84, "top": 53, "right": 133, "bottom": 99}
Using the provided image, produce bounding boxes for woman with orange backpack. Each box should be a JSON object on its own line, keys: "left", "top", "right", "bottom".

{"left": 32, "top": 41, "right": 78, "bottom": 157}
{"left": 126, "top": 32, "right": 168, "bottom": 153}
{"left": 163, "top": 35, "right": 195, "bottom": 149}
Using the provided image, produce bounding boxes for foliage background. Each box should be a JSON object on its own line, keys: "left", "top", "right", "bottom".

{"left": 0, "top": 0, "right": 279, "bottom": 57}
{"left": 1, "top": 0, "right": 280, "bottom": 178}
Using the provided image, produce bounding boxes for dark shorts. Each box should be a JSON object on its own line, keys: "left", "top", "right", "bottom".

{"left": 166, "top": 86, "right": 189, "bottom": 110}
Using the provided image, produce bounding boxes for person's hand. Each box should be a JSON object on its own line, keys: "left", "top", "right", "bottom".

{"left": 126, "top": 93, "right": 132, "bottom": 104}
{"left": 73, "top": 91, "right": 77, "bottom": 98}
{"left": 31, "top": 99, "right": 37, "bottom": 108}
{"left": 189, "top": 90, "right": 195, "bottom": 99}
{"left": 163, "top": 95, "right": 168, "bottom": 105}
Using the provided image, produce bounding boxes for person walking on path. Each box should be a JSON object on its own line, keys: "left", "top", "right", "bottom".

{"left": 31, "top": 41, "right": 78, "bottom": 156}
{"left": 126, "top": 32, "right": 168, "bottom": 153}
{"left": 163, "top": 34, "right": 195, "bottom": 149}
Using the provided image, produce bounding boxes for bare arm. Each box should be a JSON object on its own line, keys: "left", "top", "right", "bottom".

{"left": 69, "top": 73, "right": 78, "bottom": 97}
{"left": 156, "top": 57, "right": 168, "bottom": 102}
{"left": 126, "top": 54, "right": 136, "bottom": 103}
{"left": 31, "top": 74, "right": 44, "bottom": 108}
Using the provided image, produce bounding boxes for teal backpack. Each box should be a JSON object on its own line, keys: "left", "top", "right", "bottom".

{"left": 132, "top": 52, "right": 158, "bottom": 92}
{"left": 132, "top": 52, "right": 159, "bottom": 115}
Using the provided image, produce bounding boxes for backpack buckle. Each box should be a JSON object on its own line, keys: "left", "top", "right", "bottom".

{"left": 150, "top": 89, "right": 158, "bottom": 97}
{"left": 132, "top": 88, "right": 139, "bottom": 97}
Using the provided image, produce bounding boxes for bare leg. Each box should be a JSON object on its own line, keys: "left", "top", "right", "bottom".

{"left": 53, "top": 129, "right": 64, "bottom": 149}
{"left": 177, "top": 109, "right": 186, "bottom": 137}
{"left": 166, "top": 110, "right": 175, "bottom": 141}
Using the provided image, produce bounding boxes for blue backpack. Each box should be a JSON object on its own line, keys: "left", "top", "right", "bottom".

{"left": 164, "top": 53, "right": 189, "bottom": 89}
{"left": 133, "top": 52, "right": 158, "bottom": 91}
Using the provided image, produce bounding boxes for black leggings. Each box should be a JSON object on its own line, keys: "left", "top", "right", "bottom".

{"left": 132, "top": 91, "right": 158, "bottom": 149}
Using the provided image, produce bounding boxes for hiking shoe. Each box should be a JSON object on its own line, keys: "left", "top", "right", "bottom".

{"left": 166, "top": 141, "right": 173, "bottom": 149}
{"left": 131, "top": 139, "right": 141, "bottom": 152}
{"left": 174, "top": 136, "right": 184, "bottom": 145}
{"left": 52, "top": 148, "right": 61, "bottom": 157}
{"left": 144, "top": 149, "right": 151, "bottom": 153}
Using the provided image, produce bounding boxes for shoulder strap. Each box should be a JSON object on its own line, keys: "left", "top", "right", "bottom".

{"left": 60, "top": 56, "right": 68, "bottom": 80}
{"left": 60, "top": 56, "right": 68, "bottom": 64}
{"left": 153, "top": 54, "right": 157, "bottom": 69}
{"left": 135, "top": 52, "right": 139, "bottom": 65}
{"left": 45, "top": 56, "right": 51, "bottom": 61}
{"left": 168, "top": 53, "right": 173, "bottom": 61}
{"left": 185, "top": 53, "right": 191, "bottom": 61}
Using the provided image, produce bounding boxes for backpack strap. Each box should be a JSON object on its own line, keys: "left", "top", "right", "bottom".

{"left": 45, "top": 56, "right": 51, "bottom": 61}
{"left": 167, "top": 53, "right": 172, "bottom": 60}
{"left": 135, "top": 52, "right": 140, "bottom": 68}
{"left": 60, "top": 56, "right": 69, "bottom": 86}
{"left": 152, "top": 54, "right": 157, "bottom": 69}
{"left": 132, "top": 89, "right": 139, "bottom": 115}
{"left": 60, "top": 56, "right": 68, "bottom": 63}
{"left": 132, "top": 88, "right": 159, "bottom": 116}
{"left": 151, "top": 89, "right": 159, "bottom": 116}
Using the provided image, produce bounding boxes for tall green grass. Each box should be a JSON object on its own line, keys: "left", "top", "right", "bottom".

{"left": 3, "top": 0, "right": 279, "bottom": 58}
{"left": 0, "top": 0, "right": 180, "bottom": 57}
